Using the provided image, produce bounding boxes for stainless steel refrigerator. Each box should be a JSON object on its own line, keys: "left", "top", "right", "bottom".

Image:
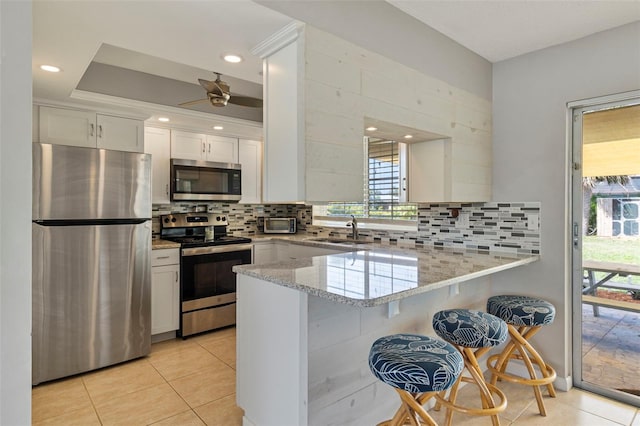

{"left": 32, "top": 143, "right": 152, "bottom": 385}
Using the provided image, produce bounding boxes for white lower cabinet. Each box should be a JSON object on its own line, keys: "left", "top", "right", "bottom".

{"left": 252, "top": 240, "right": 347, "bottom": 264}
{"left": 151, "top": 248, "right": 180, "bottom": 335}
{"left": 253, "top": 242, "right": 275, "bottom": 264}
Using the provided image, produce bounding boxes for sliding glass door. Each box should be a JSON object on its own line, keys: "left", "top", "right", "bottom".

{"left": 571, "top": 92, "right": 640, "bottom": 406}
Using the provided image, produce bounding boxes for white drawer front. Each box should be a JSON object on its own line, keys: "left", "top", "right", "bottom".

{"left": 151, "top": 248, "right": 180, "bottom": 266}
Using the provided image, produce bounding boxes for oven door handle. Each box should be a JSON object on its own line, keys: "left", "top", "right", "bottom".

{"left": 182, "top": 243, "right": 253, "bottom": 257}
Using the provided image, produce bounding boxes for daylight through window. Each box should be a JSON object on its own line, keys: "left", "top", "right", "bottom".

{"left": 315, "top": 138, "right": 417, "bottom": 222}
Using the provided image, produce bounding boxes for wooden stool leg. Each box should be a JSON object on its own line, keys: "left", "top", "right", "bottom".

{"left": 487, "top": 324, "right": 557, "bottom": 417}
{"left": 465, "top": 348, "right": 502, "bottom": 426}
{"left": 395, "top": 389, "right": 438, "bottom": 426}
{"left": 521, "top": 326, "right": 557, "bottom": 398}
{"left": 378, "top": 389, "right": 438, "bottom": 426}
{"left": 435, "top": 346, "right": 507, "bottom": 426}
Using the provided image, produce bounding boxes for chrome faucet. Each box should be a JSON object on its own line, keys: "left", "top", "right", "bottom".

{"left": 347, "top": 215, "right": 359, "bottom": 240}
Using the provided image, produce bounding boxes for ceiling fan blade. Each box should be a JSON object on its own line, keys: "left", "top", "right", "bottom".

{"left": 198, "top": 78, "right": 218, "bottom": 93}
{"left": 179, "top": 98, "right": 209, "bottom": 107}
{"left": 228, "top": 96, "right": 263, "bottom": 108}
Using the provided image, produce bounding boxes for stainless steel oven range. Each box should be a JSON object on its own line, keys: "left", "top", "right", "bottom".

{"left": 160, "top": 212, "right": 252, "bottom": 337}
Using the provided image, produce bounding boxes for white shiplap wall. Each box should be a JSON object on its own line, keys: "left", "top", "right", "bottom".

{"left": 303, "top": 25, "right": 492, "bottom": 202}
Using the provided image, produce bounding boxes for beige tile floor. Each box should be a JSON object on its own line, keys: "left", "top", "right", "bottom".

{"left": 32, "top": 325, "right": 640, "bottom": 425}
{"left": 32, "top": 326, "right": 242, "bottom": 426}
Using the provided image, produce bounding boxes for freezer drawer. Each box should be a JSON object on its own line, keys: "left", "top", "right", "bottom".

{"left": 32, "top": 221, "right": 152, "bottom": 384}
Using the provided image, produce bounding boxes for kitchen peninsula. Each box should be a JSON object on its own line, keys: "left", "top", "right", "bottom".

{"left": 233, "top": 241, "right": 538, "bottom": 426}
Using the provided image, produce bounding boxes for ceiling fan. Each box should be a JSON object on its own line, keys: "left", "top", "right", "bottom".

{"left": 179, "top": 72, "right": 263, "bottom": 108}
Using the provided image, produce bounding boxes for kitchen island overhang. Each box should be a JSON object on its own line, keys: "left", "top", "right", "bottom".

{"left": 233, "top": 243, "right": 539, "bottom": 307}
{"left": 233, "top": 243, "right": 539, "bottom": 426}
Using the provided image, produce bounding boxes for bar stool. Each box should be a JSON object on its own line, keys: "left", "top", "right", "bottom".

{"left": 369, "top": 334, "right": 464, "bottom": 426}
{"left": 486, "top": 295, "right": 557, "bottom": 416}
{"left": 432, "top": 309, "right": 508, "bottom": 426}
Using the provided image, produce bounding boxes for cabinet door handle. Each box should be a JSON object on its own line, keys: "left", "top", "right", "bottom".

{"left": 156, "top": 256, "right": 170, "bottom": 259}
{"left": 202, "top": 142, "right": 206, "bottom": 153}
{"left": 175, "top": 271, "right": 179, "bottom": 282}
{"left": 98, "top": 125, "right": 103, "bottom": 138}
{"left": 208, "top": 143, "right": 211, "bottom": 154}
{"left": 165, "top": 184, "right": 169, "bottom": 197}
{"left": 90, "top": 123, "right": 95, "bottom": 137}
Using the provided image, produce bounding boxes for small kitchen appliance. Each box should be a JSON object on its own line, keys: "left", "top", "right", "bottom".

{"left": 263, "top": 217, "right": 297, "bottom": 234}
{"left": 160, "top": 213, "right": 252, "bottom": 337}
{"left": 170, "top": 159, "right": 241, "bottom": 202}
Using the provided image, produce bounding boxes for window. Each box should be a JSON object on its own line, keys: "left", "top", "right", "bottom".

{"left": 313, "top": 138, "right": 417, "bottom": 227}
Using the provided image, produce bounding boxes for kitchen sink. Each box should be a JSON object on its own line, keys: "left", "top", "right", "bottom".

{"left": 308, "top": 237, "right": 369, "bottom": 245}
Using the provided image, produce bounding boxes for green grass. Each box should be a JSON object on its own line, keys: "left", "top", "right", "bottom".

{"left": 583, "top": 236, "right": 640, "bottom": 285}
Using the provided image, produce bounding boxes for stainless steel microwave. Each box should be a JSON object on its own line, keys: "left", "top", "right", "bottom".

{"left": 263, "top": 217, "right": 297, "bottom": 234}
{"left": 170, "top": 159, "right": 242, "bottom": 201}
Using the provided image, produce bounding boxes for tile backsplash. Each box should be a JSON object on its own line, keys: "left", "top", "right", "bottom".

{"left": 153, "top": 201, "right": 540, "bottom": 255}
{"left": 152, "top": 203, "right": 313, "bottom": 236}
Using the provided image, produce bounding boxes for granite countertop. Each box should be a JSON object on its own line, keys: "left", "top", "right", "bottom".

{"left": 151, "top": 239, "right": 181, "bottom": 249}
{"left": 234, "top": 241, "right": 539, "bottom": 307}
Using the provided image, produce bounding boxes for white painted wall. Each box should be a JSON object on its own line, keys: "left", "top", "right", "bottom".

{"left": 492, "top": 22, "right": 640, "bottom": 381}
{"left": 0, "top": 0, "right": 32, "bottom": 424}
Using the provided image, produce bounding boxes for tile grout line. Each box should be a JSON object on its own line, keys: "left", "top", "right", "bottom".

{"left": 80, "top": 375, "right": 104, "bottom": 426}
{"left": 146, "top": 357, "right": 196, "bottom": 425}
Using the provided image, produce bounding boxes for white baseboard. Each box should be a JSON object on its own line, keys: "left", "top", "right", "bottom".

{"left": 242, "top": 415, "right": 256, "bottom": 426}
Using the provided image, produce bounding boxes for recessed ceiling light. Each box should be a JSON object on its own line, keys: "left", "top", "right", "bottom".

{"left": 404, "top": 134, "right": 413, "bottom": 139}
{"left": 158, "top": 117, "right": 170, "bottom": 122}
{"left": 213, "top": 125, "right": 224, "bottom": 130}
{"left": 40, "top": 65, "right": 61, "bottom": 73}
{"left": 222, "top": 54, "right": 243, "bottom": 64}
{"left": 366, "top": 126, "right": 378, "bottom": 131}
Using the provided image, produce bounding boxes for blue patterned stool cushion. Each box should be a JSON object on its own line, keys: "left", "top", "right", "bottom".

{"left": 487, "top": 295, "right": 556, "bottom": 327}
{"left": 433, "top": 309, "right": 508, "bottom": 348}
{"left": 369, "top": 334, "right": 464, "bottom": 393}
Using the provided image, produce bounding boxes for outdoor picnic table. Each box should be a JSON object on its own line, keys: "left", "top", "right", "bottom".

{"left": 583, "top": 260, "right": 640, "bottom": 316}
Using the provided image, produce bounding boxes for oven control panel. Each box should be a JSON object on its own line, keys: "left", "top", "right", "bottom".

{"left": 161, "top": 213, "right": 228, "bottom": 228}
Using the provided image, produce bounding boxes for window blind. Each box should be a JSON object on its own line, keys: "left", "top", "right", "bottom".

{"left": 318, "top": 139, "right": 417, "bottom": 221}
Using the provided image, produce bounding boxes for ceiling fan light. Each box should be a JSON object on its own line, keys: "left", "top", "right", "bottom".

{"left": 210, "top": 97, "right": 228, "bottom": 107}
{"left": 223, "top": 54, "right": 243, "bottom": 63}
{"left": 213, "top": 126, "right": 224, "bottom": 130}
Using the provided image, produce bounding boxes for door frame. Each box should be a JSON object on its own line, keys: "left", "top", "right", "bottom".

{"left": 568, "top": 89, "right": 640, "bottom": 405}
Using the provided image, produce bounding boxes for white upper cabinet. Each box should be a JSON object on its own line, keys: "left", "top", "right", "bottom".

{"left": 96, "top": 114, "right": 144, "bottom": 152}
{"left": 38, "top": 106, "right": 144, "bottom": 152}
{"left": 144, "top": 127, "right": 171, "bottom": 204}
{"left": 238, "top": 139, "right": 262, "bottom": 204}
{"left": 254, "top": 23, "right": 364, "bottom": 203}
{"left": 171, "top": 130, "right": 239, "bottom": 163}
{"left": 38, "top": 107, "right": 95, "bottom": 148}
{"left": 207, "top": 135, "right": 238, "bottom": 164}
{"left": 170, "top": 130, "right": 207, "bottom": 160}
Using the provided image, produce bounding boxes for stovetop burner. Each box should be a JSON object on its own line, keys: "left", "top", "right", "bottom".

{"left": 159, "top": 212, "right": 251, "bottom": 248}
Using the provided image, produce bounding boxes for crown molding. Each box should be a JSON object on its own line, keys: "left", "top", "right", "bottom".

{"left": 251, "top": 21, "right": 304, "bottom": 58}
